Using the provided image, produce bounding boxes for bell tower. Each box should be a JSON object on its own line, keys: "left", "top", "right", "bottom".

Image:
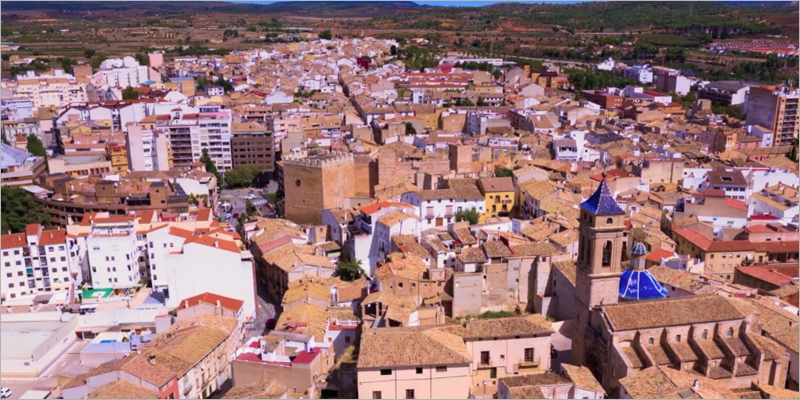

{"left": 572, "top": 174, "right": 626, "bottom": 366}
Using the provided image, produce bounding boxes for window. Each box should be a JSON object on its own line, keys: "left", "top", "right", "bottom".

{"left": 60, "top": 257, "right": 66, "bottom": 262}
{"left": 490, "top": 367, "right": 497, "bottom": 379}
{"left": 13, "top": 250, "right": 19, "bottom": 255}
{"left": 436, "top": 366, "right": 447, "bottom": 372}
{"left": 345, "top": 336, "right": 351, "bottom": 344}
{"left": 606, "top": 217, "right": 613, "bottom": 224}
{"left": 701, "top": 330, "right": 708, "bottom": 340}
{"left": 380, "top": 369, "right": 392, "bottom": 376}
{"left": 406, "top": 389, "right": 415, "bottom": 399}
{"left": 524, "top": 348, "right": 534, "bottom": 362}
{"left": 8, "top": 283, "right": 13, "bottom": 288}
{"left": 295, "top": 179, "right": 301, "bottom": 187}
{"left": 59, "top": 246, "right": 65, "bottom": 251}
{"left": 398, "top": 282, "right": 404, "bottom": 289}
{"left": 675, "top": 334, "right": 681, "bottom": 342}
{"left": 5, "top": 273, "right": 10, "bottom": 278}
{"left": 480, "top": 351, "right": 490, "bottom": 365}
{"left": 727, "top": 328, "right": 734, "bottom": 337}
{"left": 648, "top": 338, "right": 654, "bottom": 345}
{"left": 602, "top": 240, "right": 613, "bottom": 267}
{"left": 153, "top": 275, "right": 158, "bottom": 280}
{"left": 416, "top": 367, "right": 423, "bottom": 374}
{"left": 372, "top": 392, "right": 382, "bottom": 400}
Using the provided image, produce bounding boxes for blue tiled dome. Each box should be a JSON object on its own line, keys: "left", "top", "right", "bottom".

{"left": 618, "top": 268, "right": 668, "bottom": 301}
{"left": 631, "top": 242, "right": 648, "bottom": 256}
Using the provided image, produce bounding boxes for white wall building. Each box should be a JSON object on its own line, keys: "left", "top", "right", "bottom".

{"left": 622, "top": 65, "right": 653, "bottom": 84}
{"left": 86, "top": 217, "right": 141, "bottom": 289}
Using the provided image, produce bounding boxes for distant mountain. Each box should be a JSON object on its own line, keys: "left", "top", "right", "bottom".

{"left": 0, "top": 1, "right": 425, "bottom": 16}
{"left": 719, "top": 1, "right": 799, "bottom": 7}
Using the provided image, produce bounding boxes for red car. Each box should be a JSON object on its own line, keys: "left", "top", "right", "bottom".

{"left": 232, "top": 213, "right": 239, "bottom": 219}
{"left": 266, "top": 319, "right": 276, "bottom": 330}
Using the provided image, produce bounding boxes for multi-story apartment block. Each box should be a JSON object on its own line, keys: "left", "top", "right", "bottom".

{"left": 154, "top": 108, "right": 233, "bottom": 170}
{"left": 231, "top": 121, "right": 275, "bottom": 174}
{"left": 401, "top": 184, "right": 485, "bottom": 231}
{"left": 86, "top": 216, "right": 141, "bottom": 289}
{"left": 1, "top": 224, "right": 86, "bottom": 301}
{"left": 126, "top": 125, "right": 172, "bottom": 172}
{"left": 746, "top": 84, "right": 799, "bottom": 146}
{"left": 10, "top": 70, "right": 88, "bottom": 108}
{"left": 93, "top": 57, "right": 160, "bottom": 88}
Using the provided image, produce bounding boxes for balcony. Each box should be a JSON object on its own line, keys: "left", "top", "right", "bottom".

{"left": 514, "top": 358, "right": 542, "bottom": 372}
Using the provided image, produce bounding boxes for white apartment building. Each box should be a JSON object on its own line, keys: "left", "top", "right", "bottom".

{"left": 1, "top": 224, "right": 86, "bottom": 301}
{"left": 56, "top": 100, "right": 149, "bottom": 132}
{"left": 401, "top": 190, "right": 485, "bottom": 232}
{"left": 86, "top": 217, "right": 141, "bottom": 289}
{"left": 155, "top": 108, "right": 233, "bottom": 170}
{"left": 11, "top": 70, "right": 88, "bottom": 108}
{"left": 466, "top": 110, "right": 511, "bottom": 135}
{"left": 622, "top": 65, "right": 653, "bottom": 84}
{"left": 94, "top": 57, "right": 159, "bottom": 88}
{"left": 126, "top": 126, "right": 172, "bottom": 171}
{"left": 165, "top": 232, "right": 257, "bottom": 317}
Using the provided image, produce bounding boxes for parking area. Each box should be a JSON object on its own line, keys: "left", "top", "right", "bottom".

{"left": 218, "top": 181, "right": 280, "bottom": 225}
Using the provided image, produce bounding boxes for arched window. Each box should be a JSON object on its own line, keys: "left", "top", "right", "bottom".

{"left": 648, "top": 338, "right": 654, "bottom": 345}
{"left": 727, "top": 327, "right": 734, "bottom": 337}
{"left": 602, "top": 240, "right": 613, "bottom": 267}
{"left": 606, "top": 217, "right": 613, "bottom": 225}
{"left": 295, "top": 179, "right": 301, "bottom": 187}
{"left": 701, "top": 330, "right": 708, "bottom": 340}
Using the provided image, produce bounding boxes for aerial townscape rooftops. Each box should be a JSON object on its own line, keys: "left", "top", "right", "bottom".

{"left": 0, "top": 0, "right": 798, "bottom": 399}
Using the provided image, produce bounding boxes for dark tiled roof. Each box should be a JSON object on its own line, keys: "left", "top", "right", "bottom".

{"left": 580, "top": 179, "right": 624, "bottom": 215}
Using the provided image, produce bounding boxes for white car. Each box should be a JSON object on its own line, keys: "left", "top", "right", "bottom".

{"left": 244, "top": 194, "right": 256, "bottom": 200}
{"left": 1, "top": 387, "right": 12, "bottom": 399}
{"left": 225, "top": 213, "right": 232, "bottom": 220}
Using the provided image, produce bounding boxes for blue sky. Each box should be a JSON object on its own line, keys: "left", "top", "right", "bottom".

{"left": 235, "top": 1, "right": 588, "bottom": 6}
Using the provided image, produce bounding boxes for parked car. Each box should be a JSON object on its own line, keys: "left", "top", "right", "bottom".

{"left": 245, "top": 193, "right": 256, "bottom": 200}
{"left": 225, "top": 213, "right": 232, "bottom": 220}
{"left": 233, "top": 213, "right": 239, "bottom": 219}
{"left": 2, "top": 387, "right": 13, "bottom": 399}
{"left": 266, "top": 319, "right": 276, "bottom": 330}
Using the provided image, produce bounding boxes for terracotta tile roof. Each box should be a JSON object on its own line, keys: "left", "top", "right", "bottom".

{"left": 561, "top": 364, "right": 605, "bottom": 394}
{"left": 673, "top": 228, "right": 755, "bottom": 252}
{"left": 263, "top": 244, "right": 334, "bottom": 272}
{"left": 670, "top": 341, "right": 699, "bottom": 362}
{"left": 619, "top": 366, "right": 738, "bottom": 399}
{"left": 1, "top": 232, "right": 27, "bottom": 249}
{"left": 603, "top": 295, "right": 745, "bottom": 331}
{"left": 499, "top": 373, "right": 572, "bottom": 398}
{"left": 483, "top": 240, "right": 513, "bottom": 258}
{"left": 184, "top": 233, "right": 241, "bottom": 254}
{"left": 392, "top": 235, "right": 431, "bottom": 259}
{"left": 359, "top": 201, "right": 413, "bottom": 215}
{"left": 647, "top": 265, "right": 707, "bottom": 293}
{"left": 440, "top": 314, "right": 553, "bottom": 340}
{"left": 479, "top": 177, "right": 515, "bottom": 192}
{"left": 275, "top": 303, "right": 329, "bottom": 342}
{"left": 282, "top": 279, "right": 331, "bottom": 305}
{"left": 377, "top": 210, "right": 419, "bottom": 227}
{"left": 736, "top": 266, "right": 795, "bottom": 287}
{"left": 88, "top": 379, "right": 158, "bottom": 399}
{"left": 621, "top": 346, "right": 644, "bottom": 368}
{"left": 177, "top": 292, "right": 244, "bottom": 312}
{"left": 510, "top": 242, "right": 559, "bottom": 257}
{"left": 452, "top": 227, "right": 477, "bottom": 245}
{"left": 644, "top": 343, "right": 671, "bottom": 365}
{"left": 458, "top": 247, "right": 487, "bottom": 263}
{"left": 694, "top": 339, "right": 725, "bottom": 360}
{"left": 221, "top": 380, "right": 287, "bottom": 399}
{"left": 375, "top": 253, "right": 428, "bottom": 281}
{"left": 553, "top": 261, "right": 577, "bottom": 285}
{"left": 357, "top": 326, "right": 471, "bottom": 368}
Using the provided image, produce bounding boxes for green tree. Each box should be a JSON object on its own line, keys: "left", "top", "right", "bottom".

{"left": 134, "top": 53, "right": 149, "bottom": 66}
{"left": 495, "top": 167, "right": 514, "bottom": 178}
{"left": 454, "top": 209, "right": 480, "bottom": 225}
{"left": 199, "top": 149, "right": 222, "bottom": 186}
{"left": 462, "top": 98, "right": 475, "bottom": 107}
{"left": 318, "top": 30, "right": 333, "bottom": 40}
{"left": 404, "top": 122, "right": 417, "bottom": 136}
{"left": 59, "top": 57, "right": 77, "bottom": 72}
{"left": 1, "top": 186, "right": 51, "bottom": 233}
{"left": 26, "top": 134, "right": 46, "bottom": 157}
{"left": 225, "top": 165, "right": 261, "bottom": 188}
{"left": 476, "top": 97, "right": 486, "bottom": 107}
{"left": 492, "top": 69, "right": 503, "bottom": 80}
{"left": 121, "top": 86, "right": 140, "bottom": 100}
{"left": 84, "top": 49, "right": 96, "bottom": 58}
{"left": 334, "top": 259, "right": 366, "bottom": 281}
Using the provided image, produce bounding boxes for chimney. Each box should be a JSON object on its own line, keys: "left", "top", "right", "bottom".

{"left": 148, "top": 355, "right": 157, "bottom": 365}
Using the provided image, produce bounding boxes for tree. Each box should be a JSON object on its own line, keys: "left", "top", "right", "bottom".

{"left": 121, "top": 86, "right": 140, "bottom": 100}
{"left": 26, "top": 134, "right": 46, "bottom": 157}
{"left": 318, "top": 30, "right": 332, "bottom": 40}
{"left": 59, "top": 57, "right": 77, "bottom": 72}
{"left": 84, "top": 49, "right": 96, "bottom": 58}
{"left": 225, "top": 165, "right": 261, "bottom": 188}
{"left": 476, "top": 97, "right": 486, "bottom": 107}
{"left": 134, "top": 53, "right": 149, "bottom": 66}
{"left": 462, "top": 98, "right": 475, "bottom": 107}
{"left": 404, "top": 122, "right": 417, "bottom": 136}
{"left": 199, "top": 149, "right": 222, "bottom": 186}
{"left": 492, "top": 69, "right": 503, "bottom": 80}
{"left": 495, "top": 167, "right": 514, "bottom": 178}
{"left": 334, "top": 259, "right": 366, "bottom": 281}
{"left": 455, "top": 209, "right": 480, "bottom": 225}
{"left": 1, "top": 186, "right": 51, "bottom": 233}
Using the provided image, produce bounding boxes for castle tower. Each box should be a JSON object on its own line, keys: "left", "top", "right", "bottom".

{"left": 572, "top": 175, "right": 625, "bottom": 367}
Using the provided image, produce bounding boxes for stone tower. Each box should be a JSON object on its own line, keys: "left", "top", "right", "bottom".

{"left": 572, "top": 175, "right": 626, "bottom": 368}
{"left": 282, "top": 150, "right": 355, "bottom": 225}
